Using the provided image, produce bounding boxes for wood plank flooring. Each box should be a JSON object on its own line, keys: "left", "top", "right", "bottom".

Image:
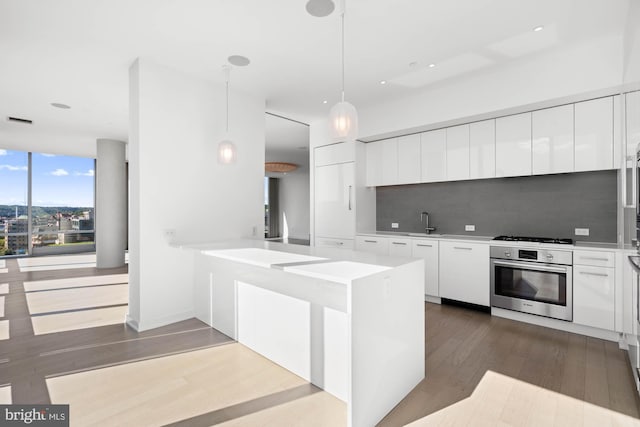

{"left": 1, "top": 254, "right": 640, "bottom": 426}
{"left": 378, "top": 302, "right": 640, "bottom": 426}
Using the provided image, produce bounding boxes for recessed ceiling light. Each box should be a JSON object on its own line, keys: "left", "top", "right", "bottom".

{"left": 533, "top": 26, "right": 544, "bottom": 32}
{"left": 51, "top": 102, "right": 71, "bottom": 109}
{"left": 305, "top": 0, "right": 335, "bottom": 17}
{"left": 379, "top": 80, "right": 387, "bottom": 85}
{"left": 322, "top": 100, "right": 328, "bottom": 104}
{"left": 228, "top": 55, "right": 250, "bottom": 66}
{"left": 428, "top": 63, "right": 436, "bottom": 68}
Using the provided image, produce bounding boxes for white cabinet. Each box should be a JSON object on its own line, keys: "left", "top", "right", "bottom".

{"left": 446, "top": 124, "right": 470, "bottom": 181}
{"left": 388, "top": 237, "right": 412, "bottom": 257}
{"left": 355, "top": 235, "right": 389, "bottom": 255}
{"left": 495, "top": 112, "right": 532, "bottom": 177}
{"left": 315, "top": 142, "right": 355, "bottom": 167}
{"left": 397, "top": 134, "right": 422, "bottom": 184}
{"left": 439, "top": 241, "right": 490, "bottom": 306}
{"left": 469, "top": 119, "right": 495, "bottom": 179}
{"left": 574, "top": 96, "right": 614, "bottom": 172}
{"left": 314, "top": 161, "right": 355, "bottom": 241}
{"left": 532, "top": 104, "right": 574, "bottom": 175}
{"left": 365, "top": 141, "right": 383, "bottom": 187}
{"left": 412, "top": 240, "right": 439, "bottom": 297}
{"left": 381, "top": 138, "right": 399, "bottom": 185}
{"left": 315, "top": 237, "right": 354, "bottom": 250}
{"left": 421, "top": 129, "right": 447, "bottom": 182}
{"left": 573, "top": 249, "right": 615, "bottom": 331}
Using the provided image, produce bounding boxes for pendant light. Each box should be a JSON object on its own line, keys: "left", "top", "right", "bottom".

{"left": 328, "top": 1, "right": 358, "bottom": 142}
{"left": 218, "top": 65, "right": 237, "bottom": 164}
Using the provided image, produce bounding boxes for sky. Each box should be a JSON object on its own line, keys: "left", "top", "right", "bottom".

{"left": 0, "top": 149, "right": 94, "bottom": 207}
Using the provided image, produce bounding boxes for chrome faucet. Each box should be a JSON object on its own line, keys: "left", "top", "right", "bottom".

{"left": 420, "top": 211, "right": 437, "bottom": 234}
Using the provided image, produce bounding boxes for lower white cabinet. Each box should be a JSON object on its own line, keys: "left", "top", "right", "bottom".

{"left": 412, "top": 240, "right": 439, "bottom": 297}
{"left": 315, "top": 237, "right": 354, "bottom": 250}
{"left": 439, "top": 241, "right": 490, "bottom": 306}
{"left": 573, "top": 250, "right": 615, "bottom": 331}
{"left": 355, "top": 235, "right": 389, "bottom": 255}
{"left": 388, "top": 237, "right": 412, "bottom": 257}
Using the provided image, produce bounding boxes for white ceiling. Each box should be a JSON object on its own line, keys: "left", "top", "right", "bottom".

{"left": 0, "top": 0, "right": 629, "bottom": 156}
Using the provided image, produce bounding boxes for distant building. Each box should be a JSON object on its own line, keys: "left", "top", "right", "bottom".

{"left": 5, "top": 217, "right": 28, "bottom": 254}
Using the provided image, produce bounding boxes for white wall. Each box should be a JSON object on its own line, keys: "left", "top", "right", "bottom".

{"left": 128, "top": 58, "right": 265, "bottom": 331}
{"left": 358, "top": 34, "right": 624, "bottom": 140}
{"left": 623, "top": 0, "right": 640, "bottom": 88}
{"left": 277, "top": 168, "right": 310, "bottom": 240}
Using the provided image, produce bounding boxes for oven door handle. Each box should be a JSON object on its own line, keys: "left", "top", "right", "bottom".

{"left": 492, "top": 259, "right": 569, "bottom": 274}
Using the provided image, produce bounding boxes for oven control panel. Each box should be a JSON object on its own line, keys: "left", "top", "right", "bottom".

{"left": 490, "top": 246, "right": 573, "bottom": 266}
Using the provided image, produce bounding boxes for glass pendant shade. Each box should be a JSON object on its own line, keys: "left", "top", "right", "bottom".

{"left": 217, "top": 139, "right": 236, "bottom": 164}
{"left": 329, "top": 100, "right": 358, "bottom": 142}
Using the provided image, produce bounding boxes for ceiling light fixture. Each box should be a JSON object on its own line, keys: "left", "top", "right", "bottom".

{"left": 265, "top": 162, "right": 298, "bottom": 173}
{"left": 228, "top": 55, "right": 250, "bottom": 66}
{"left": 533, "top": 26, "right": 544, "bottom": 32}
{"left": 328, "top": 1, "right": 358, "bottom": 142}
{"left": 306, "top": 0, "right": 335, "bottom": 17}
{"left": 50, "top": 102, "right": 71, "bottom": 109}
{"left": 428, "top": 63, "right": 436, "bottom": 68}
{"left": 322, "top": 100, "right": 328, "bottom": 104}
{"left": 379, "top": 80, "right": 387, "bottom": 85}
{"left": 218, "top": 65, "right": 237, "bottom": 164}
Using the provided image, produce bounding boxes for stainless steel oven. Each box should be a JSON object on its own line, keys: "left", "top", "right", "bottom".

{"left": 490, "top": 246, "right": 573, "bottom": 321}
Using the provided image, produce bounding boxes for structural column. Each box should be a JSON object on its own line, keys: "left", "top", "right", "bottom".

{"left": 96, "top": 138, "right": 127, "bottom": 269}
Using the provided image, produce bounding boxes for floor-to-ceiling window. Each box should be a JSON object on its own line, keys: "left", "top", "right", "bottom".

{"left": 0, "top": 149, "right": 28, "bottom": 255}
{"left": 0, "top": 149, "right": 96, "bottom": 257}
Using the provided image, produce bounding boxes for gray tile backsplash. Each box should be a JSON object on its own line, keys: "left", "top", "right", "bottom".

{"left": 376, "top": 170, "right": 617, "bottom": 242}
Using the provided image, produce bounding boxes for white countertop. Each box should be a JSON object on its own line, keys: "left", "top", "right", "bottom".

{"left": 202, "top": 248, "right": 327, "bottom": 268}
{"left": 283, "top": 261, "right": 392, "bottom": 285}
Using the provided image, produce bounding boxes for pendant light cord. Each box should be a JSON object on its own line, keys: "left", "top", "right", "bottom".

{"left": 341, "top": 10, "right": 345, "bottom": 103}
{"left": 226, "top": 79, "right": 229, "bottom": 133}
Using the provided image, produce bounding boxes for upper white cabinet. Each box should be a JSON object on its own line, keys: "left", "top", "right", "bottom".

{"left": 421, "top": 129, "right": 447, "bottom": 182}
{"left": 315, "top": 142, "right": 355, "bottom": 167}
{"left": 532, "top": 104, "right": 574, "bottom": 175}
{"left": 381, "top": 138, "right": 399, "bottom": 185}
{"left": 446, "top": 124, "right": 470, "bottom": 181}
{"left": 469, "top": 119, "right": 495, "bottom": 179}
{"left": 574, "top": 96, "right": 614, "bottom": 172}
{"left": 627, "top": 91, "right": 640, "bottom": 156}
{"left": 495, "top": 112, "right": 532, "bottom": 178}
{"left": 397, "top": 134, "right": 422, "bottom": 184}
{"left": 365, "top": 141, "right": 383, "bottom": 187}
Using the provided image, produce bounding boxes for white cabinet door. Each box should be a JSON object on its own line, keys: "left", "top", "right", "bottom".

{"left": 574, "top": 96, "right": 614, "bottom": 172}
{"left": 421, "top": 129, "right": 447, "bottom": 182}
{"left": 365, "top": 141, "right": 383, "bottom": 187}
{"left": 355, "top": 235, "right": 389, "bottom": 255}
{"left": 381, "top": 138, "right": 399, "bottom": 185}
{"left": 495, "top": 112, "right": 532, "bottom": 177}
{"left": 627, "top": 91, "right": 640, "bottom": 157}
{"left": 439, "top": 241, "right": 490, "bottom": 306}
{"left": 315, "top": 142, "right": 355, "bottom": 167}
{"left": 412, "top": 240, "right": 439, "bottom": 297}
{"left": 573, "top": 265, "right": 615, "bottom": 331}
{"left": 446, "top": 124, "right": 470, "bottom": 181}
{"left": 314, "top": 162, "right": 355, "bottom": 239}
{"left": 397, "top": 134, "right": 422, "bottom": 184}
{"left": 532, "top": 104, "right": 574, "bottom": 175}
{"left": 388, "top": 237, "right": 412, "bottom": 257}
{"left": 469, "top": 119, "right": 495, "bottom": 179}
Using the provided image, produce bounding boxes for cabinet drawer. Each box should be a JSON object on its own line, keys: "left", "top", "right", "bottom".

{"left": 573, "top": 265, "right": 615, "bottom": 331}
{"left": 573, "top": 250, "right": 614, "bottom": 267}
{"left": 315, "top": 237, "right": 354, "bottom": 250}
{"left": 388, "top": 238, "right": 412, "bottom": 257}
{"left": 355, "top": 236, "right": 389, "bottom": 255}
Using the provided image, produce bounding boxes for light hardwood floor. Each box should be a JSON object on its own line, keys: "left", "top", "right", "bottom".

{"left": 1, "top": 255, "right": 640, "bottom": 426}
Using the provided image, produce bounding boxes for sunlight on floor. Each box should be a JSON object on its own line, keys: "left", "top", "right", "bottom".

{"left": 17, "top": 253, "right": 129, "bottom": 272}
{"left": 24, "top": 273, "right": 128, "bottom": 292}
{"left": 407, "top": 370, "right": 640, "bottom": 426}
{"left": 0, "top": 385, "right": 11, "bottom": 404}
{"left": 0, "top": 284, "right": 7, "bottom": 295}
{"left": 46, "top": 343, "right": 345, "bottom": 426}
{"left": 0, "top": 320, "right": 9, "bottom": 340}
{"left": 31, "top": 306, "right": 128, "bottom": 335}
{"left": 26, "top": 284, "right": 128, "bottom": 315}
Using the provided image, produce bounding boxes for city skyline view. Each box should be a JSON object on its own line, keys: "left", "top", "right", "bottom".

{"left": 0, "top": 149, "right": 95, "bottom": 207}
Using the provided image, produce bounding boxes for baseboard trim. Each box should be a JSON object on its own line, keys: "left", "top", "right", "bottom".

{"left": 135, "top": 310, "right": 195, "bottom": 332}
{"left": 424, "top": 295, "right": 441, "bottom": 304}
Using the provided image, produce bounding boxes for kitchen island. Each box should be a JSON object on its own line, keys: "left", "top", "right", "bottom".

{"left": 185, "top": 239, "right": 424, "bottom": 427}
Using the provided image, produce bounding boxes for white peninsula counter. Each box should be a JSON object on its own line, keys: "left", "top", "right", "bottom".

{"left": 187, "top": 239, "right": 425, "bottom": 427}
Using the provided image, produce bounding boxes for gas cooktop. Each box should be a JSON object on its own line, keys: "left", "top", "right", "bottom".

{"left": 493, "top": 235, "right": 574, "bottom": 245}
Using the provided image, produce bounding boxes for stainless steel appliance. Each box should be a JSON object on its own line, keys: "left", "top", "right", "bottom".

{"left": 491, "top": 237, "right": 573, "bottom": 321}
